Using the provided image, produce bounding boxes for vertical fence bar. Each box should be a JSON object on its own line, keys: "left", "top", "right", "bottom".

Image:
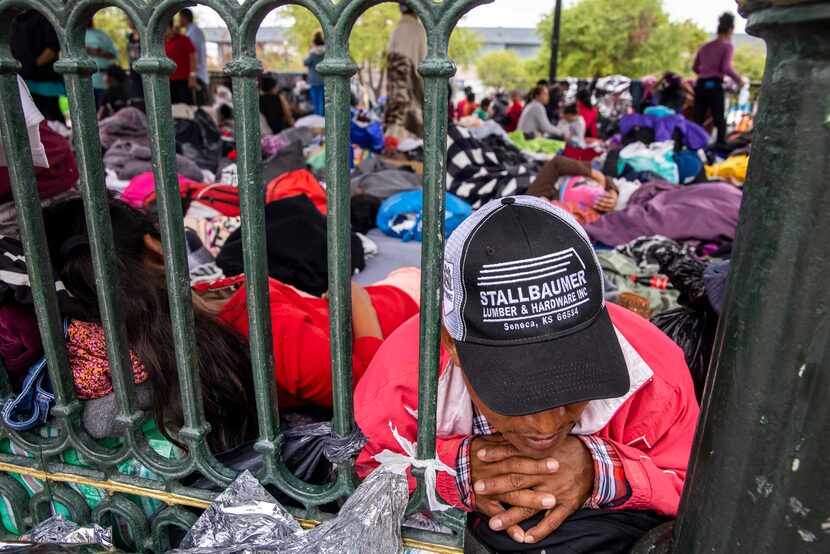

{"left": 317, "top": 54, "right": 358, "bottom": 440}
{"left": 132, "top": 49, "right": 210, "bottom": 446}
{"left": 414, "top": 63, "right": 453, "bottom": 460}
{"left": 225, "top": 54, "right": 281, "bottom": 463}
{"left": 55, "top": 52, "right": 140, "bottom": 424}
{"left": 0, "top": 64, "right": 76, "bottom": 415}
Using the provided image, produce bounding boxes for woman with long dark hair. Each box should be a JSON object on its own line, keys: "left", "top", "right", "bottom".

{"left": 43, "top": 198, "right": 420, "bottom": 450}
{"left": 692, "top": 12, "right": 745, "bottom": 146}
{"left": 45, "top": 198, "right": 255, "bottom": 451}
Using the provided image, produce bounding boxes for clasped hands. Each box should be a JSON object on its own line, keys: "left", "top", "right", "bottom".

{"left": 469, "top": 434, "right": 594, "bottom": 544}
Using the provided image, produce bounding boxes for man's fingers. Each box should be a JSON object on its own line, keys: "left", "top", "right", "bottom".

{"left": 473, "top": 460, "right": 558, "bottom": 495}
{"left": 475, "top": 446, "right": 559, "bottom": 475}
{"left": 506, "top": 455, "right": 560, "bottom": 475}
{"left": 474, "top": 441, "right": 521, "bottom": 462}
{"left": 475, "top": 473, "right": 530, "bottom": 495}
{"left": 473, "top": 497, "right": 505, "bottom": 518}
{"left": 523, "top": 505, "right": 575, "bottom": 544}
{"left": 496, "top": 489, "right": 557, "bottom": 510}
{"left": 488, "top": 505, "right": 539, "bottom": 534}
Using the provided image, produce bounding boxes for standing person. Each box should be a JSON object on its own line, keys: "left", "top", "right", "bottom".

{"left": 576, "top": 88, "right": 599, "bottom": 139}
{"left": 125, "top": 19, "right": 143, "bottom": 99}
{"left": 383, "top": 6, "right": 427, "bottom": 140}
{"left": 504, "top": 90, "right": 524, "bottom": 133}
{"left": 517, "top": 85, "right": 559, "bottom": 137}
{"left": 85, "top": 21, "right": 119, "bottom": 108}
{"left": 355, "top": 196, "right": 698, "bottom": 553}
{"left": 9, "top": 10, "right": 66, "bottom": 123}
{"left": 692, "top": 12, "right": 744, "bottom": 146}
{"left": 164, "top": 21, "right": 197, "bottom": 105}
{"left": 304, "top": 31, "right": 326, "bottom": 117}
{"left": 178, "top": 9, "right": 210, "bottom": 106}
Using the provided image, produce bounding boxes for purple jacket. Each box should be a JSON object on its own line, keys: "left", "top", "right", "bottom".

{"left": 620, "top": 114, "right": 710, "bottom": 150}
{"left": 584, "top": 181, "right": 742, "bottom": 247}
{"left": 693, "top": 39, "right": 742, "bottom": 84}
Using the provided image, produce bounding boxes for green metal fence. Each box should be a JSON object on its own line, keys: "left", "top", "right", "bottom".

{"left": 0, "top": 0, "right": 491, "bottom": 550}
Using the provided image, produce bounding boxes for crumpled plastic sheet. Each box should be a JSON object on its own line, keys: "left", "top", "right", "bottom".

{"left": 0, "top": 515, "right": 113, "bottom": 551}
{"left": 282, "top": 422, "right": 368, "bottom": 482}
{"left": 283, "top": 421, "right": 368, "bottom": 464}
{"left": 172, "top": 468, "right": 408, "bottom": 554}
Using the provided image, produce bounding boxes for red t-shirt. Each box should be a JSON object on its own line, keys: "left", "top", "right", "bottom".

{"left": 164, "top": 34, "right": 195, "bottom": 82}
{"left": 216, "top": 277, "right": 419, "bottom": 409}
{"left": 506, "top": 101, "right": 524, "bottom": 132}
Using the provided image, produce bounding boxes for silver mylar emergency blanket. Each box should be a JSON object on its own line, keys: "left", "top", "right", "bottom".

{"left": 173, "top": 468, "right": 408, "bottom": 554}
{"left": 0, "top": 514, "right": 113, "bottom": 550}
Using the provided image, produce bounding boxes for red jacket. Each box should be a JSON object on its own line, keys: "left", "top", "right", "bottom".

{"left": 208, "top": 277, "right": 419, "bottom": 408}
{"left": 355, "top": 303, "right": 699, "bottom": 516}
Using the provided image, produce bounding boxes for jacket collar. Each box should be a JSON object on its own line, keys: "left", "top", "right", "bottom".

{"left": 571, "top": 326, "right": 654, "bottom": 434}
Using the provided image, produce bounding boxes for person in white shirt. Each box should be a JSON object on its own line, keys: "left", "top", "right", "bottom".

{"left": 178, "top": 9, "right": 211, "bottom": 105}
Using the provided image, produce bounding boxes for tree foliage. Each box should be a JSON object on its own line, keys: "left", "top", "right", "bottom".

{"left": 92, "top": 8, "right": 130, "bottom": 69}
{"left": 733, "top": 42, "right": 766, "bottom": 82}
{"left": 449, "top": 27, "right": 483, "bottom": 67}
{"left": 529, "top": 0, "right": 708, "bottom": 80}
{"left": 476, "top": 50, "right": 534, "bottom": 92}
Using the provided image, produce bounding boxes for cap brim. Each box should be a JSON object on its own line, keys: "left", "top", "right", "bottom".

{"left": 455, "top": 308, "right": 630, "bottom": 416}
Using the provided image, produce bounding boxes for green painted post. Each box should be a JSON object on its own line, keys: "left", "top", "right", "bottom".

{"left": 0, "top": 66, "right": 77, "bottom": 419}
{"left": 317, "top": 54, "right": 358, "bottom": 441}
{"left": 55, "top": 46, "right": 141, "bottom": 430}
{"left": 225, "top": 53, "right": 282, "bottom": 476}
{"left": 635, "top": 0, "right": 830, "bottom": 551}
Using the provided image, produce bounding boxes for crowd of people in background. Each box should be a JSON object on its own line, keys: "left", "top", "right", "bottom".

{"left": 9, "top": 9, "right": 212, "bottom": 122}
{"left": 448, "top": 11, "right": 743, "bottom": 151}
{"left": 0, "top": 8, "right": 755, "bottom": 554}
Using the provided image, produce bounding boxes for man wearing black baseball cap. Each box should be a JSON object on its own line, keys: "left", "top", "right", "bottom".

{"left": 356, "top": 197, "right": 699, "bottom": 553}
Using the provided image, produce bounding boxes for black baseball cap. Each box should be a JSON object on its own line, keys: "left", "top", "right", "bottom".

{"left": 442, "top": 196, "right": 629, "bottom": 416}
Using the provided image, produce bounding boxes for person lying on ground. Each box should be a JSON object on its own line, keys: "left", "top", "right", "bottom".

{"left": 555, "top": 104, "right": 587, "bottom": 148}
{"left": 355, "top": 196, "right": 699, "bottom": 554}
{"left": 525, "top": 155, "right": 618, "bottom": 213}
{"left": 517, "top": 85, "right": 560, "bottom": 138}
{"left": 42, "top": 197, "right": 420, "bottom": 448}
